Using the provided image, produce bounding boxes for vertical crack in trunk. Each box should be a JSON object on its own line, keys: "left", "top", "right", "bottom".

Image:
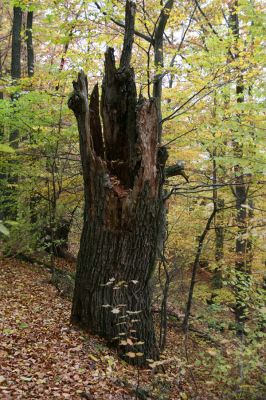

{"left": 101, "top": 47, "right": 137, "bottom": 188}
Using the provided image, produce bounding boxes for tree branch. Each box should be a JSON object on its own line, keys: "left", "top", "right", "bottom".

{"left": 153, "top": 0, "right": 174, "bottom": 114}
{"left": 183, "top": 207, "right": 217, "bottom": 331}
{"left": 94, "top": 2, "right": 153, "bottom": 44}
{"left": 120, "top": 0, "right": 136, "bottom": 69}
{"left": 165, "top": 161, "right": 189, "bottom": 181}
{"left": 193, "top": 0, "right": 235, "bottom": 59}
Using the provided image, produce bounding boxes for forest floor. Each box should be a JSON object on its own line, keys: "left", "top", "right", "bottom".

{"left": 0, "top": 257, "right": 244, "bottom": 400}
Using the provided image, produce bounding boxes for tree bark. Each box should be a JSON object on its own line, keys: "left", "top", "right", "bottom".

{"left": 68, "top": 2, "right": 165, "bottom": 365}
{"left": 5, "top": 7, "right": 23, "bottom": 220}
{"left": 11, "top": 7, "right": 22, "bottom": 80}
{"left": 10, "top": 6, "right": 22, "bottom": 148}
{"left": 68, "top": 61, "right": 164, "bottom": 363}
{"left": 26, "top": 11, "right": 34, "bottom": 77}
{"left": 213, "top": 200, "right": 224, "bottom": 288}
{"left": 153, "top": 0, "right": 174, "bottom": 134}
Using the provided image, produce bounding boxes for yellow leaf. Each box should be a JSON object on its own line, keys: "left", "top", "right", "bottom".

{"left": 21, "top": 376, "right": 32, "bottom": 382}
{"left": 89, "top": 354, "right": 99, "bottom": 362}
{"left": 207, "top": 348, "right": 217, "bottom": 357}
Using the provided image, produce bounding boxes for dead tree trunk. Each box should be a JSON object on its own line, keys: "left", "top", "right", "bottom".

{"left": 68, "top": 2, "right": 165, "bottom": 364}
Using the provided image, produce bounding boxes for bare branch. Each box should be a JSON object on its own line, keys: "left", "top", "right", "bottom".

{"left": 94, "top": 1, "right": 153, "bottom": 44}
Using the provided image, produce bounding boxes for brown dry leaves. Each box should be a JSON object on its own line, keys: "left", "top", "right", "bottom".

{"left": 0, "top": 258, "right": 218, "bottom": 400}
{"left": 0, "top": 259, "right": 136, "bottom": 399}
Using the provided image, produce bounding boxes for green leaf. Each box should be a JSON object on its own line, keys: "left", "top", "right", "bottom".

{"left": 0, "top": 222, "right": 9, "bottom": 236}
{"left": 3, "top": 328, "right": 15, "bottom": 335}
{"left": 19, "top": 322, "right": 28, "bottom": 329}
{"left": 0, "top": 144, "right": 15, "bottom": 153}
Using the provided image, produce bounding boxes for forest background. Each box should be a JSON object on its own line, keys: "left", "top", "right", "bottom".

{"left": 0, "top": 0, "right": 265, "bottom": 399}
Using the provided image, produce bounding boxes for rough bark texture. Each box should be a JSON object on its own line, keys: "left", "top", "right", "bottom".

{"left": 68, "top": 48, "right": 166, "bottom": 363}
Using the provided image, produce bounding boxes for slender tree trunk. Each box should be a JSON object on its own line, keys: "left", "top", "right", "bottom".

{"left": 210, "top": 94, "right": 225, "bottom": 289}
{"left": 234, "top": 167, "right": 250, "bottom": 334}
{"left": 10, "top": 6, "right": 22, "bottom": 149}
{"left": 158, "top": 252, "right": 170, "bottom": 351}
{"left": 212, "top": 157, "right": 224, "bottom": 289}
{"left": 213, "top": 199, "right": 224, "bottom": 288}
{"left": 229, "top": 1, "right": 252, "bottom": 335}
{"left": 0, "top": 49, "right": 3, "bottom": 114}
{"left": 0, "top": 52, "right": 3, "bottom": 101}
{"left": 153, "top": 0, "right": 174, "bottom": 134}
{"left": 68, "top": 2, "right": 166, "bottom": 364}
{"left": 183, "top": 208, "right": 216, "bottom": 331}
{"left": 11, "top": 7, "right": 22, "bottom": 80}
{"left": 26, "top": 11, "right": 34, "bottom": 77}
{"left": 4, "top": 7, "right": 23, "bottom": 220}
{"left": 0, "top": 50, "right": 5, "bottom": 221}
{"left": 26, "top": 10, "right": 38, "bottom": 227}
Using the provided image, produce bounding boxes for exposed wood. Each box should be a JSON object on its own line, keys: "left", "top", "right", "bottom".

{"left": 68, "top": 2, "right": 168, "bottom": 364}
{"left": 68, "top": 2, "right": 170, "bottom": 364}
{"left": 101, "top": 47, "right": 137, "bottom": 187}
{"left": 89, "top": 84, "right": 104, "bottom": 159}
{"left": 69, "top": 66, "right": 164, "bottom": 363}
